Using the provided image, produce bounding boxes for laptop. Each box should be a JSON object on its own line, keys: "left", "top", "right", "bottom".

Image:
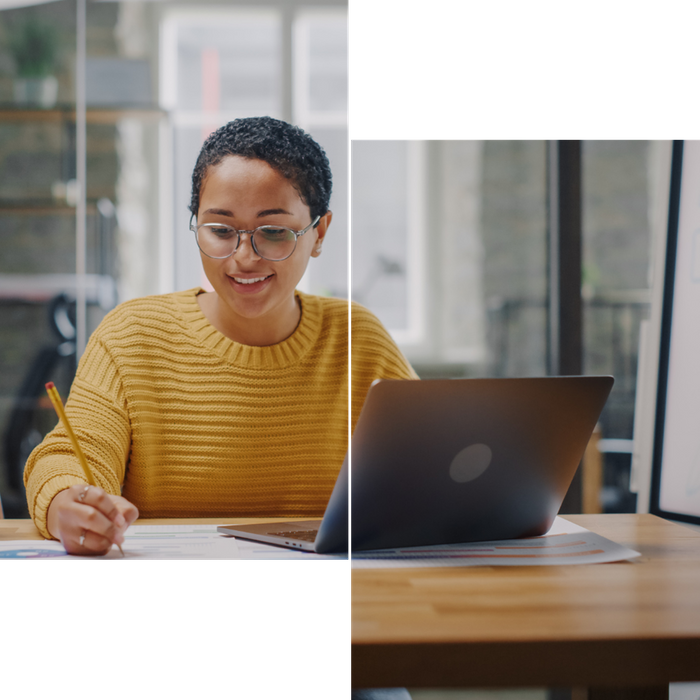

{"left": 218, "top": 375, "right": 613, "bottom": 553}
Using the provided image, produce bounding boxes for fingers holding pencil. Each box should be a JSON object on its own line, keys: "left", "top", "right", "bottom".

{"left": 47, "top": 485, "right": 139, "bottom": 556}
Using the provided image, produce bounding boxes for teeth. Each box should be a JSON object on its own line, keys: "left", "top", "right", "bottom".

{"left": 233, "top": 276, "right": 268, "bottom": 284}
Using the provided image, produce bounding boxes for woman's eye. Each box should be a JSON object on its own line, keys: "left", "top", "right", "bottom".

{"left": 208, "top": 226, "right": 235, "bottom": 238}
{"left": 260, "top": 227, "right": 292, "bottom": 241}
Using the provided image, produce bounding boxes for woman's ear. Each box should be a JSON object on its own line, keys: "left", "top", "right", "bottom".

{"left": 311, "top": 211, "right": 332, "bottom": 257}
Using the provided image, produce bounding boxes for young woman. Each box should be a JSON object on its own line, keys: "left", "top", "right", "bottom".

{"left": 24, "top": 117, "right": 416, "bottom": 555}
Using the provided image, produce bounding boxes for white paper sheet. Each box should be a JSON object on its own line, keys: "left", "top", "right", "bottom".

{"left": 0, "top": 523, "right": 347, "bottom": 560}
{"left": 350, "top": 517, "right": 641, "bottom": 568}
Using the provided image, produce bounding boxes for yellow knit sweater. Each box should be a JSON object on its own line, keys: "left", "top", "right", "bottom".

{"left": 24, "top": 288, "right": 415, "bottom": 538}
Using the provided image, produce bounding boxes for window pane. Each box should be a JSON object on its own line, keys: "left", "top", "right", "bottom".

{"left": 176, "top": 18, "right": 281, "bottom": 115}
{"left": 351, "top": 141, "right": 410, "bottom": 330}
{"left": 351, "top": 140, "right": 548, "bottom": 378}
{"left": 582, "top": 140, "right": 662, "bottom": 513}
{"left": 482, "top": 141, "right": 547, "bottom": 377}
{"left": 307, "top": 16, "right": 347, "bottom": 113}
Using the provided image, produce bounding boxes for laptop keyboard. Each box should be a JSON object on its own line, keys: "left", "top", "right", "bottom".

{"left": 269, "top": 530, "right": 317, "bottom": 542}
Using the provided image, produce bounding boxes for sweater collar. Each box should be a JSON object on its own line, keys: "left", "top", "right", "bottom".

{"left": 175, "top": 287, "right": 321, "bottom": 369}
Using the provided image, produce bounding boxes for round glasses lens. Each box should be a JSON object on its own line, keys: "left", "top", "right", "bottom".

{"left": 252, "top": 227, "right": 297, "bottom": 261}
{"left": 197, "top": 224, "right": 237, "bottom": 258}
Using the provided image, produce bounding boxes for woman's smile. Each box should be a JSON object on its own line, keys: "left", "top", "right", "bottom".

{"left": 227, "top": 273, "right": 275, "bottom": 294}
{"left": 232, "top": 275, "right": 272, "bottom": 285}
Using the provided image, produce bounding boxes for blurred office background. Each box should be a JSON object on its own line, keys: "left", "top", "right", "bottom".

{"left": 352, "top": 140, "right": 671, "bottom": 518}
{"left": 0, "top": 0, "right": 347, "bottom": 517}
{"left": 0, "top": 1, "right": 672, "bottom": 533}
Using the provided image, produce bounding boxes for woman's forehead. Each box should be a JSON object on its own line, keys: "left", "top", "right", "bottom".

{"left": 198, "top": 157, "right": 310, "bottom": 221}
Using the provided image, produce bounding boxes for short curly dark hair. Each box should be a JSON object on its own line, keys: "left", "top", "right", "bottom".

{"left": 190, "top": 116, "right": 333, "bottom": 222}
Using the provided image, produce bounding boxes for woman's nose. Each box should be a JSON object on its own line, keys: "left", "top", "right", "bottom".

{"left": 234, "top": 232, "right": 262, "bottom": 262}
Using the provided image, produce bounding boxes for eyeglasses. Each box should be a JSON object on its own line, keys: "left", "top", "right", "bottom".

{"left": 190, "top": 214, "right": 321, "bottom": 262}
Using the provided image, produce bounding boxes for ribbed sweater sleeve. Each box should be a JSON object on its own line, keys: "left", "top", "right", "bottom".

{"left": 350, "top": 302, "right": 418, "bottom": 429}
{"left": 25, "top": 289, "right": 350, "bottom": 537}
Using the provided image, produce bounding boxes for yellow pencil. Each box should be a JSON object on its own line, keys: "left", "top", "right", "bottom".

{"left": 45, "top": 382, "right": 125, "bottom": 556}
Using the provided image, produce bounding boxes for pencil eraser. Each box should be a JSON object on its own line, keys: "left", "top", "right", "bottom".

{"left": 45, "top": 382, "right": 55, "bottom": 390}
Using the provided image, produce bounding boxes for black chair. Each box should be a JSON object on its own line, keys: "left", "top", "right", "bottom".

{"left": 1, "top": 294, "right": 77, "bottom": 518}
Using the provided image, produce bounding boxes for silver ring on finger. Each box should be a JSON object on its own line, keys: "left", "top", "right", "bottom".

{"left": 79, "top": 529, "right": 87, "bottom": 547}
{"left": 78, "top": 485, "right": 90, "bottom": 502}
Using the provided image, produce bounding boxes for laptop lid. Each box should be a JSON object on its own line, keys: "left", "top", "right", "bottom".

{"left": 351, "top": 375, "right": 613, "bottom": 551}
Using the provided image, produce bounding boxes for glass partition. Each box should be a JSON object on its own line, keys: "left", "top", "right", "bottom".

{"left": 582, "top": 140, "right": 668, "bottom": 512}
{"left": 0, "top": 0, "right": 347, "bottom": 518}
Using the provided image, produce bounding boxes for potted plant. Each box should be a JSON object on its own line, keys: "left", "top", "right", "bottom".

{"left": 9, "top": 15, "right": 59, "bottom": 108}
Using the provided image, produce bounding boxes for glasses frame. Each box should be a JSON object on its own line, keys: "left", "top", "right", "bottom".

{"left": 190, "top": 214, "right": 321, "bottom": 262}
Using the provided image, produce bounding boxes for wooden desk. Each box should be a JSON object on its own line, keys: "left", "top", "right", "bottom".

{"left": 352, "top": 514, "right": 700, "bottom": 699}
